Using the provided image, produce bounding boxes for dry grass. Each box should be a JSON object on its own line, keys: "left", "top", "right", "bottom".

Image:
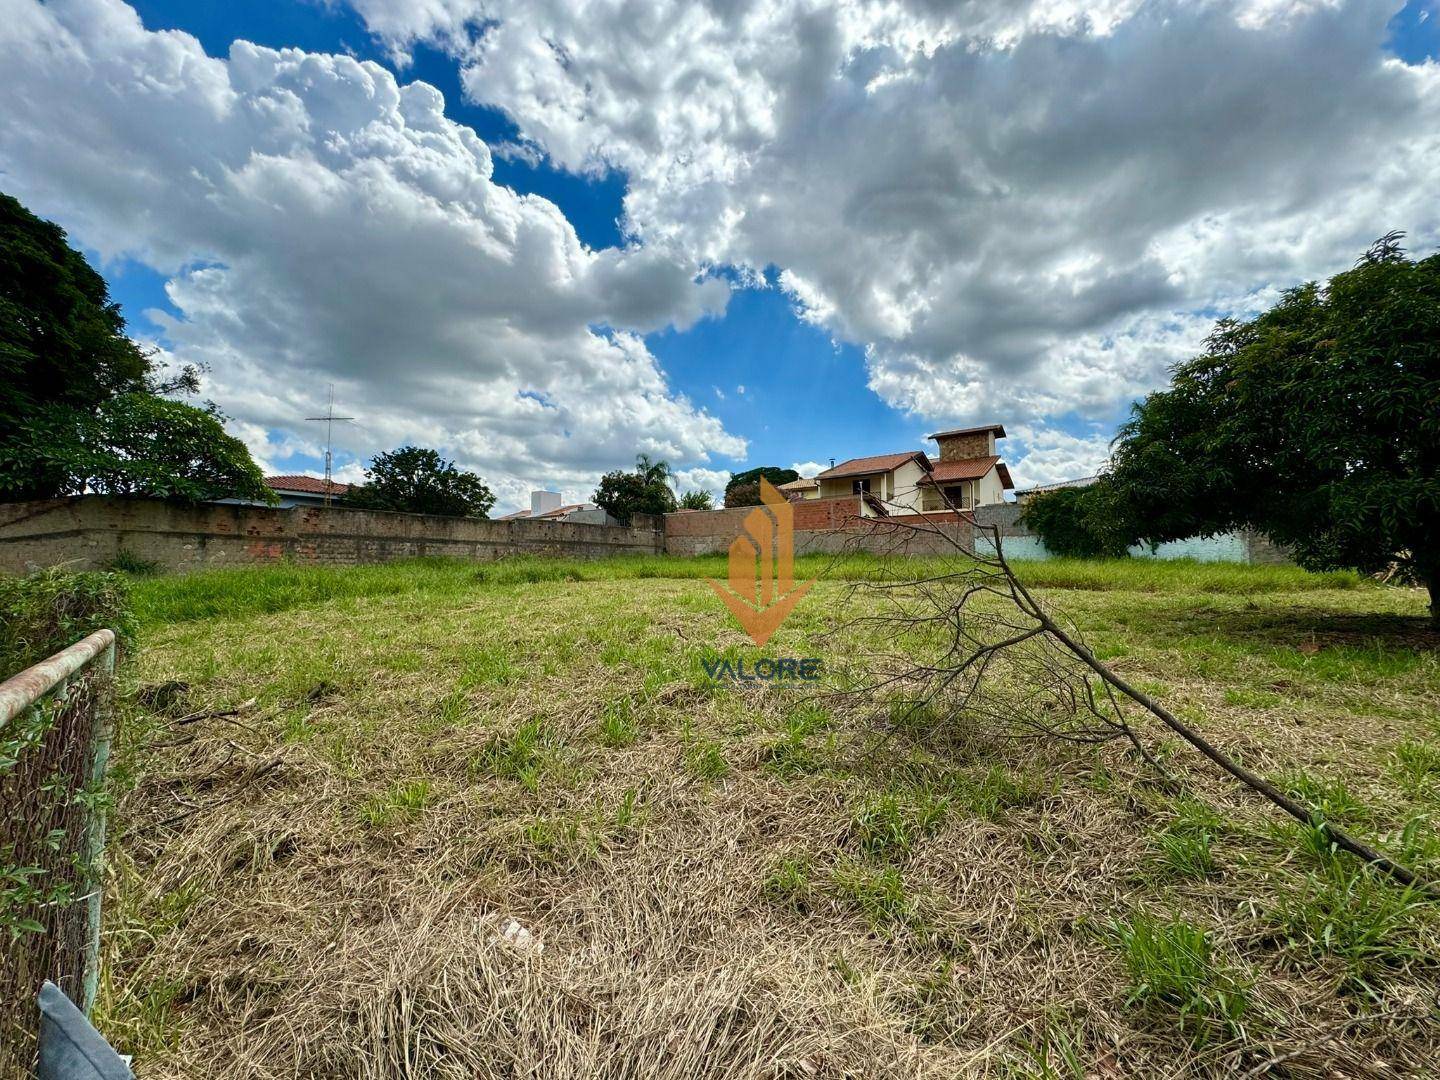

{"left": 95, "top": 565, "right": 1440, "bottom": 1078}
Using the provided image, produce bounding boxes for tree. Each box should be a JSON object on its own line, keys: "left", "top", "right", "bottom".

{"left": 80, "top": 394, "right": 269, "bottom": 501}
{"left": 1019, "top": 485, "right": 1130, "bottom": 559}
{"left": 1105, "top": 233, "right": 1440, "bottom": 624}
{"left": 635, "top": 453, "right": 673, "bottom": 487}
{"left": 593, "top": 455, "right": 678, "bottom": 524}
{"left": 724, "top": 466, "right": 799, "bottom": 507}
{"left": 345, "top": 446, "right": 495, "bottom": 518}
{"left": 678, "top": 489, "right": 714, "bottom": 510}
{"left": 0, "top": 191, "right": 271, "bottom": 504}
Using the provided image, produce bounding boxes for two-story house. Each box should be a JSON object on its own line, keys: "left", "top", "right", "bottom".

{"left": 811, "top": 424, "right": 1013, "bottom": 515}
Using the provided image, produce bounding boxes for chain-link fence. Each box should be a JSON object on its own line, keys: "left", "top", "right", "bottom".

{"left": 1, "top": 629, "right": 118, "bottom": 1076}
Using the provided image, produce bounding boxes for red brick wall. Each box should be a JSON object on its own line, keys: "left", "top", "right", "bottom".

{"left": 791, "top": 496, "right": 864, "bottom": 530}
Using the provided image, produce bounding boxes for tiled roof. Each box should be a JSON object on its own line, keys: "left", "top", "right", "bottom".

{"left": 495, "top": 509, "right": 531, "bottom": 520}
{"left": 921, "top": 456, "right": 1015, "bottom": 490}
{"left": 924, "top": 456, "right": 1000, "bottom": 483}
{"left": 815, "top": 451, "right": 930, "bottom": 480}
{"left": 777, "top": 477, "right": 818, "bottom": 490}
{"left": 265, "top": 474, "right": 350, "bottom": 495}
{"left": 926, "top": 423, "right": 1006, "bottom": 441}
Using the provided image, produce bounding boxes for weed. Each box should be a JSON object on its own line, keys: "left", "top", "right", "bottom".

{"left": 458, "top": 649, "right": 515, "bottom": 687}
{"left": 358, "top": 779, "right": 434, "bottom": 827}
{"left": 850, "top": 788, "right": 949, "bottom": 858}
{"left": 612, "top": 788, "right": 641, "bottom": 831}
{"left": 106, "top": 548, "right": 163, "bottom": 577}
{"left": 1112, "top": 913, "right": 1249, "bottom": 1041}
{"left": 762, "top": 704, "right": 832, "bottom": 777}
{"left": 1006, "top": 1024, "right": 1088, "bottom": 1079}
{"left": 685, "top": 738, "right": 728, "bottom": 781}
{"left": 902, "top": 960, "right": 964, "bottom": 1045}
{"left": 1391, "top": 738, "right": 1440, "bottom": 798}
{"left": 1279, "top": 770, "right": 1371, "bottom": 824}
{"left": 597, "top": 699, "right": 639, "bottom": 748}
{"left": 522, "top": 815, "right": 581, "bottom": 855}
{"left": 831, "top": 858, "right": 916, "bottom": 929}
{"left": 1153, "top": 800, "right": 1220, "bottom": 878}
{"left": 1270, "top": 862, "right": 1427, "bottom": 983}
{"left": 762, "top": 856, "right": 812, "bottom": 911}
{"left": 474, "top": 718, "right": 555, "bottom": 790}
{"left": 950, "top": 765, "right": 1047, "bottom": 820}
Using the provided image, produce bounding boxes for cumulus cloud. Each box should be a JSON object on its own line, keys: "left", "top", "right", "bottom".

{"left": 789, "top": 461, "right": 827, "bottom": 478}
{"left": 672, "top": 466, "right": 731, "bottom": 499}
{"left": 349, "top": 0, "right": 1440, "bottom": 448}
{"left": 1004, "top": 426, "right": 1116, "bottom": 490}
{"left": 0, "top": 0, "right": 744, "bottom": 512}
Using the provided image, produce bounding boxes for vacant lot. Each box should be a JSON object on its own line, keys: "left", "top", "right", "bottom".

{"left": 97, "top": 556, "right": 1438, "bottom": 1078}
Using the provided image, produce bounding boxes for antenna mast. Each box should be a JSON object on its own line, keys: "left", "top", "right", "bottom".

{"left": 305, "top": 387, "right": 355, "bottom": 508}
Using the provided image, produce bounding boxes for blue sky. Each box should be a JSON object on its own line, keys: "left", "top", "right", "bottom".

{"left": 9, "top": 0, "right": 1437, "bottom": 511}
{"left": 110, "top": 0, "right": 939, "bottom": 488}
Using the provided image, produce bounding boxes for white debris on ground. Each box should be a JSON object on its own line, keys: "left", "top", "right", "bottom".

{"left": 493, "top": 915, "right": 542, "bottom": 955}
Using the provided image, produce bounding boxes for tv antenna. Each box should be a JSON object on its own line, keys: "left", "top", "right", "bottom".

{"left": 305, "top": 387, "right": 354, "bottom": 508}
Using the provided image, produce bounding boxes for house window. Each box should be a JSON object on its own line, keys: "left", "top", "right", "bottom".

{"left": 852, "top": 477, "right": 871, "bottom": 495}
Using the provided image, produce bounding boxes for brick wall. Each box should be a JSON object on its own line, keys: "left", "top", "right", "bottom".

{"left": 0, "top": 497, "right": 662, "bottom": 574}
{"left": 662, "top": 496, "right": 970, "bottom": 557}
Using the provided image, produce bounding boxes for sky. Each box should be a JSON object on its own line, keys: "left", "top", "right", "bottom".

{"left": 2, "top": 0, "right": 1438, "bottom": 513}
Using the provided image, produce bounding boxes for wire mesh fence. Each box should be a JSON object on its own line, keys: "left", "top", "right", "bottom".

{"left": 1, "top": 629, "right": 117, "bottom": 1076}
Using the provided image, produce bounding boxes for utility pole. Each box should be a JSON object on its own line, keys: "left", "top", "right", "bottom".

{"left": 305, "top": 387, "right": 354, "bottom": 508}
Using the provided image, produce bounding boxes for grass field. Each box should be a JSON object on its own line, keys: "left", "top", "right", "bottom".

{"left": 96, "top": 556, "right": 1439, "bottom": 1077}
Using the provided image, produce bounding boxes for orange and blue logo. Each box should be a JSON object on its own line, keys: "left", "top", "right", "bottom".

{"left": 707, "top": 478, "right": 814, "bottom": 647}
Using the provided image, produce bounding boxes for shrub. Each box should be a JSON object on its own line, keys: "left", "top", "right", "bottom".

{"left": 0, "top": 567, "right": 133, "bottom": 676}
{"left": 1019, "top": 484, "right": 1130, "bottom": 559}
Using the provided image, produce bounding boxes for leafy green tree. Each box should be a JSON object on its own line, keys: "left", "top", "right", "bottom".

{"left": 1106, "top": 233, "right": 1440, "bottom": 623}
{"left": 0, "top": 191, "right": 270, "bottom": 504}
{"left": 1019, "top": 485, "right": 1130, "bottom": 559}
{"left": 679, "top": 489, "right": 714, "bottom": 510}
{"left": 724, "top": 466, "right": 798, "bottom": 507}
{"left": 345, "top": 446, "right": 495, "bottom": 518}
{"left": 80, "top": 394, "right": 268, "bottom": 500}
{"left": 593, "top": 455, "right": 678, "bottom": 524}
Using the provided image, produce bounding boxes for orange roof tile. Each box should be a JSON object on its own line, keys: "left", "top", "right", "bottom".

{"left": 265, "top": 474, "right": 350, "bottom": 495}
{"left": 815, "top": 451, "right": 930, "bottom": 480}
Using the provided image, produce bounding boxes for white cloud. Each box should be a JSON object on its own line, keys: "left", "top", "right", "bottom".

{"left": 672, "top": 466, "right": 731, "bottom": 499}
{"left": 1004, "top": 426, "right": 1115, "bottom": 490}
{"left": 789, "top": 461, "right": 827, "bottom": 478}
{"left": 348, "top": 0, "right": 1440, "bottom": 447}
{"left": 0, "top": 0, "right": 745, "bottom": 515}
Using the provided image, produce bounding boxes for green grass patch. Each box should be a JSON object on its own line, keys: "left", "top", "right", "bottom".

{"left": 850, "top": 788, "right": 950, "bottom": 858}
{"left": 831, "top": 858, "right": 919, "bottom": 930}
{"left": 125, "top": 553, "right": 1368, "bottom": 630}
{"left": 1112, "top": 913, "right": 1250, "bottom": 1041}
{"left": 358, "top": 779, "right": 435, "bottom": 827}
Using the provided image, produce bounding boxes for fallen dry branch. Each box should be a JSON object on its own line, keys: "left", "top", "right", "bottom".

{"left": 833, "top": 495, "right": 1439, "bottom": 899}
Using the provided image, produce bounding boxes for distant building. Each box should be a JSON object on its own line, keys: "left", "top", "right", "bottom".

{"left": 497, "top": 490, "right": 615, "bottom": 525}
{"left": 250, "top": 475, "right": 351, "bottom": 508}
{"left": 812, "top": 423, "right": 1014, "bottom": 516}
{"left": 777, "top": 477, "right": 820, "bottom": 500}
{"left": 1013, "top": 475, "right": 1099, "bottom": 504}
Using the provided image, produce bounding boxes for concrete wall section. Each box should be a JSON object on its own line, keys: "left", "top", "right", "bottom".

{"left": 0, "top": 498, "right": 662, "bottom": 574}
